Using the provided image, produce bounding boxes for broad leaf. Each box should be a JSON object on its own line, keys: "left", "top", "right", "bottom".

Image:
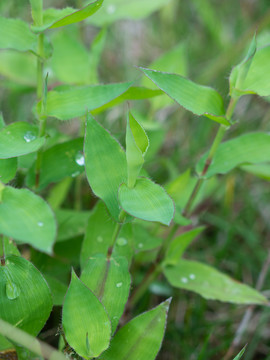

{"left": 0, "top": 255, "right": 53, "bottom": 335}
{"left": 62, "top": 270, "right": 111, "bottom": 359}
{"left": 84, "top": 115, "right": 127, "bottom": 221}
{"left": 164, "top": 259, "right": 267, "bottom": 304}
{"left": 32, "top": 0, "right": 104, "bottom": 32}
{"left": 0, "top": 186, "right": 56, "bottom": 254}
{"left": 164, "top": 227, "right": 205, "bottom": 265}
{"left": 140, "top": 67, "right": 229, "bottom": 125}
{"left": 81, "top": 254, "right": 131, "bottom": 333}
{"left": 29, "top": 0, "right": 43, "bottom": 26}
{"left": 196, "top": 132, "right": 270, "bottom": 178}
{"left": 55, "top": 209, "right": 91, "bottom": 242}
{"left": 0, "top": 158, "right": 17, "bottom": 183}
{"left": 126, "top": 112, "right": 149, "bottom": 188}
{"left": 118, "top": 177, "right": 174, "bottom": 225}
{"left": 99, "top": 299, "right": 171, "bottom": 360}
{"left": 88, "top": 0, "right": 171, "bottom": 26}
{"left": 0, "top": 16, "right": 38, "bottom": 52}
{"left": 0, "top": 122, "right": 45, "bottom": 159}
{"left": 26, "top": 138, "right": 84, "bottom": 190}
{"left": 241, "top": 163, "right": 270, "bottom": 181}
{"left": 38, "top": 82, "right": 132, "bottom": 120}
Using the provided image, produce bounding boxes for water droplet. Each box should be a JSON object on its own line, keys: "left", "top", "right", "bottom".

{"left": 138, "top": 243, "right": 143, "bottom": 249}
{"left": 6, "top": 281, "right": 20, "bottom": 300}
{"left": 71, "top": 171, "right": 80, "bottom": 178}
{"left": 117, "top": 237, "right": 127, "bottom": 246}
{"left": 181, "top": 277, "right": 188, "bottom": 284}
{"left": 97, "top": 236, "right": 103, "bottom": 243}
{"left": 107, "top": 4, "right": 116, "bottom": 13}
{"left": 24, "top": 131, "right": 36, "bottom": 143}
{"left": 37, "top": 221, "right": 44, "bottom": 227}
{"left": 189, "top": 274, "right": 196, "bottom": 280}
{"left": 116, "top": 282, "right": 123, "bottom": 288}
{"left": 7, "top": 131, "right": 11, "bottom": 135}
{"left": 75, "top": 152, "right": 85, "bottom": 166}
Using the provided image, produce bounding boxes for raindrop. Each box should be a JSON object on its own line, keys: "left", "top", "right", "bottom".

{"left": 117, "top": 237, "right": 127, "bottom": 246}
{"left": 23, "top": 131, "right": 36, "bottom": 143}
{"left": 107, "top": 4, "right": 116, "bottom": 14}
{"left": 97, "top": 236, "right": 103, "bottom": 243}
{"left": 71, "top": 171, "right": 80, "bottom": 178}
{"left": 189, "top": 274, "right": 196, "bottom": 280}
{"left": 75, "top": 152, "right": 85, "bottom": 166}
{"left": 37, "top": 221, "right": 44, "bottom": 227}
{"left": 116, "top": 282, "right": 123, "bottom": 288}
{"left": 181, "top": 277, "right": 188, "bottom": 284}
{"left": 138, "top": 243, "right": 143, "bottom": 249}
{"left": 6, "top": 281, "right": 20, "bottom": 300}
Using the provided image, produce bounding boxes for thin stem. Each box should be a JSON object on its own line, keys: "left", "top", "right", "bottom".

{"left": 0, "top": 235, "right": 5, "bottom": 266}
{"left": 107, "top": 210, "right": 126, "bottom": 258}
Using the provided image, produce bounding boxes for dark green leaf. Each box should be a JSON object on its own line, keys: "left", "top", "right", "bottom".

{"left": 55, "top": 209, "right": 91, "bottom": 242}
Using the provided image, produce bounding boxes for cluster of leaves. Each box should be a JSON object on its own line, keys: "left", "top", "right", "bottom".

{"left": 0, "top": 0, "right": 270, "bottom": 359}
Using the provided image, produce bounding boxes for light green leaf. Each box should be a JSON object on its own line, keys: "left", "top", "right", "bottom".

{"left": 88, "top": 27, "right": 107, "bottom": 84}
{"left": 0, "top": 186, "right": 56, "bottom": 254}
{"left": 99, "top": 299, "right": 171, "bottom": 360}
{"left": 1, "top": 236, "right": 21, "bottom": 258}
{"left": 88, "top": 0, "right": 171, "bottom": 26}
{"left": 140, "top": 67, "right": 228, "bottom": 125}
{"left": 84, "top": 114, "right": 127, "bottom": 221}
{"left": 230, "top": 34, "right": 257, "bottom": 98}
{"left": 62, "top": 270, "right": 111, "bottom": 359}
{"left": 39, "top": 82, "right": 132, "bottom": 120}
{"left": 164, "top": 227, "right": 205, "bottom": 265}
{"left": 164, "top": 259, "right": 267, "bottom": 304}
{"left": 241, "top": 163, "right": 270, "bottom": 181}
{"left": 0, "top": 113, "right": 5, "bottom": 129}
{"left": 29, "top": 0, "right": 43, "bottom": 26}
{"left": 0, "top": 255, "right": 53, "bottom": 335}
{"left": 0, "top": 158, "right": 17, "bottom": 183}
{"left": 233, "top": 346, "right": 246, "bottom": 360}
{"left": 126, "top": 112, "right": 149, "bottom": 188}
{"left": 0, "top": 16, "right": 38, "bottom": 52}
{"left": 118, "top": 177, "right": 174, "bottom": 225}
{"left": 196, "top": 132, "right": 270, "bottom": 178}
{"left": 32, "top": 0, "right": 104, "bottom": 32}
{"left": 55, "top": 209, "right": 91, "bottom": 242}
{"left": 26, "top": 138, "right": 84, "bottom": 190}
{"left": 133, "top": 223, "right": 162, "bottom": 252}
{"left": 81, "top": 254, "right": 131, "bottom": 334}
{"left": 0, "top": 122, "right": 45, "bottom": 159}
{"left": 47, "top": 177, "right": 73, "bottom": 210}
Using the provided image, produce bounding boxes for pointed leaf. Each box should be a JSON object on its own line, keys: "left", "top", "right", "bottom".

{"left": 196, "top": 132, "right": 270, "bottom": 178}
{"left": 118, "top": 177, "right": 174, "bottom": 225}
{"left": 38, "top": 82, "right": 132, "bottom": 120}
{"left": 84, "top": 115, "right": 127, "bottom": 221}
{"left": 0, "top": 122, "right": 45, "bottom": 159}
{"left": 0, "top": 16, "right": 38, "bottom": 52}
{"left": 81, "top": 254, "right": 131, "bottom": 334}
{"left": 0, "top": 186, "right": 56, "bottom": 254}
{"left": 62, "top": 270, "right": 111, "bottom": 359}
{"left": 29, "top": 0, "right": 43, "bottom": 26}
{"left": 140, "top": 67, "right": 228, "bottom": 125}
{"left": 126, "top": 112, "right": 149, "bottom": 188}
{"left": 241, "top": 163, "right": 270, "bottom": 181}
{"left": 99, "top": 299, "right": 171, "bottom": 360}
{"left": 233, "top": 346, "right": 246, "bottom": 360}
{"left": 0, "top": 158, "right": 17, "bottom": 183}
{"left": 164, "top": 259, "right": 267, "bottom": 304}
{"left": 0, "top": 255, "right": 53, "bottom": 335}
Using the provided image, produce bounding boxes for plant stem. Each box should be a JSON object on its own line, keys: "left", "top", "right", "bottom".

{"left": 0, "top": 319, "right": 67, "bottom": 360}
{"left": 0, "top": 235, "right": 5, "bottom": 266}
{"left": 107, "top": 210, "right": 126, "bottom": 258}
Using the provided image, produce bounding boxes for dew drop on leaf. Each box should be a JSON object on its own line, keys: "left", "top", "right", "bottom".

{"left": 75, "top": 152, "right": 85, "bottom": 166}
{"left": 37, "top": 221, "right": 44, "bottom": 227}
{"left": 189, "top": 274, "right": 196, "bottom": 280}
{"left": 117, "top": 237, "right": 127, "bottom": 246}
{"left": 97, "top": 236, "right": 103, "bottom": 243}
{"left": 181, "top": 277, "right": 188, "bottom": 284}
{"left": 107, "top": 4, "right": 116, "bottom": 14}
{"left": 116, "top": 282, "right": 123, "bottom": 288}
{"left": 6, "top": 281, "right": 20, "bottom": 300}
{"left": 138, "top": 243, "right": 143, "bottom": 249}
{"left": 23, "top": 131, "right": 36, "bottom": 143}
{"left": 71, "top": 171, "right": 80, "bottom": 178}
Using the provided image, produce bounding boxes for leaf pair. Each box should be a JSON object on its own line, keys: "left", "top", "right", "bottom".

{"left": 84, "top": 113, "right": 174, "bottom": 225}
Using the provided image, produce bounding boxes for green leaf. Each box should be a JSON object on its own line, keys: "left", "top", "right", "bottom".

{"left": 233, "top": 346, "right": 247, "bottom": 360}
{"left": 118, "top": 177, "right": 174, "bottom": 225}
{"left": 55, "top": 209, "right": 91, "bottom": 242}
{"left": 84, "top": 114, "right": 127, "bottom": 221}
{"left": 0, "top": 122, "right": 45, "bottom": 159}
{"left": 164, "top": 259, "right": 267, "bottom": 304}
{"left": 196, "top": 132, "right": 270, "bottom": 178}
{"left": 0, "top": 16, "right": 38, "bottom": 52}
{"left": 88, "top": 27, "right": 107, "bottom": 84}
{"left": 32, "top": 0, "right": 104, "bottom": 32}
{"left": 0, "top": 255, "right": 53, "bottom": 335}
{"left": 29, "top": 0, "right": 43, "bottom": 26}
{"left": 44, "top": 275, "right": 67, "bottom": 306}
{"left": 80, "top": 202, "right": 134, "bottom": 268}
{"left": 133, "top": 223, "right": 162, "bottom": 252}
{"left": 88, "top": 0, "right": 171, "bottom": 26}
{"left": 241, "top": 163, "right": 270, "bottom": 181}
{"left": 81, "top": 254, "right": 131, "bottom": 334}
{"left": 99, "top": 299, "right": 171, "bottom": 360}
{"left": 126, "top": 112, "right": 149, "bottom": 188}
{"left": 26, "top": 138, "right": 84, "bottom": 190}
{"left": 140, "top": 67, "right": 228, "bottom": 125}
{"left": 62, "top": 270, "right": 111, "bottom": 359}
{"left": 0, "top": 186, "right": 56, "bottom": 254}
{"left": 1, "top": 236, "right": 21, "bottom": 258}
{"left": 230, "top": 34, "right": 257, "bottom": 98}
{"left": 38, "top": 82, "right": 132, "bottom": 120}
{"left": 0, "top": 158, "right": 17, "bottom": 183}
{"left": 164, "top": 227, "right": 205, "bottom": 265}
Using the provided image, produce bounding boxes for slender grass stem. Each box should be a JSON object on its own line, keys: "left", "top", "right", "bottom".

{"left": 107, "top": 210, "right": 126, "bottom": 258}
